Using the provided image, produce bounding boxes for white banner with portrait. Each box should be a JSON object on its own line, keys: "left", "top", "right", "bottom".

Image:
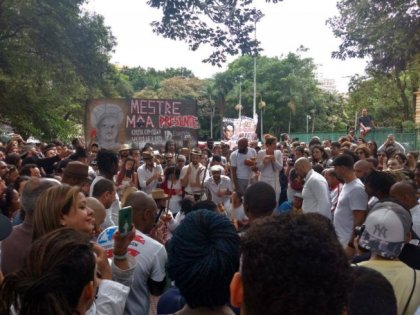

{"left": 222, "top": 116, "right": 258, "bottom": 148}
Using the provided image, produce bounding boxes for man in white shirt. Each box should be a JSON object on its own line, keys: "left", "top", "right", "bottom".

{"left": 294, "top": 157, "right": 331, "bottom": 220}
{"left": 204, "top": 165, "right": 233, "bottom": 211}
{"left": 180, "top": 148, "right": 205, "bottom": 201}
{"left": 123, "top": 191, "right": 167, "bottom": 315}
{"left": 230, "top": 138, "right": 257, "bottom": 197}
{"left": 332, "top": 154, "right": 368, "bottom": 256}
{"left": 378, "top": 134, "right": 406, "bottom": 154}
{"left": 137, "top": 151, "right": 163, "bottom": 194}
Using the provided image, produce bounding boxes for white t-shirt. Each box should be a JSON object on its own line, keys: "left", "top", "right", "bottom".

{"left": 333, "top": 178, "right": 368, "bottom": 246}
{"left": 256, "top": 149, "right": 283, "bottom": 180}
{"left": 230, "top": 204, "right": 248, "bottom": 221}
{"left": 204, "top": 175, "right": 233, "bottom": 205}
{"left": 137, "top": 164, "right": 163, "bottom": 194}
{"left": 166, "top": 179, "right": 182, "bottom": 214}
{"left": 301, "top": 170, "right": 332, "bottom": 220}
{"left": 230, "top": 148, "right": 257, "bottom": 180}
{"left": 123, "top": 231, "right": 167, "bottom": 315}
{"left": 86, "top": 279, "right": 130, "bottom": 315}
{"left": 180, "top": 163, "right": 205, "bottom": 194}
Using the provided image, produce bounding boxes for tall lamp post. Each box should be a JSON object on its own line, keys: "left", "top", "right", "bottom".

{"left": 258, "top": 98, "right": 266, "bottom": 141}
{"left": 252, "top": 13, "right": 263, "bottom": 119}
{"left": 235, "top": 75, "right": 243, "bottom": 119}
{"left": 310, "top": 109, "right": 316, "bottom": 133}
{"left": 210, "top": 96, "right": 214, "bottom": 139}
{"left": 306, "top": 114, "right": 311, "bottom": 142}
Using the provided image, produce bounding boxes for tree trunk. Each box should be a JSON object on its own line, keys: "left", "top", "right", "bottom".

{"left": 394, "top": 71, "right": 410, "bottom": 120}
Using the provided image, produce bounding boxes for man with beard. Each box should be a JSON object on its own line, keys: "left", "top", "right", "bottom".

{"left": 137, "top": 151, "right": 163, "bottom": 194}
{"left": 204, "top": 165, "right": 233, "bottom": 211}
{"left": 230, "top": 138, "right": 257, "bottom": 197}
{"left": 332, "top": 154, "right": 368, "bottom": 258}
{"left": 180, "top": 148, "right": 206, "bottom": 201}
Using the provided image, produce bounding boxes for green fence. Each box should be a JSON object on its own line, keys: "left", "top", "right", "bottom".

{"left": 290, "top": 128, "right": 419, "bottom": 151}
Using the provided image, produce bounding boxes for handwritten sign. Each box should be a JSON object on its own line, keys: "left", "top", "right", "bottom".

{"left": 86, "top": 99, "right": 198, "bottom": 150}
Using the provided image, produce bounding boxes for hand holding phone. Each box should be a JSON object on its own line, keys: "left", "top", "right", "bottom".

{"left": 119, "top": 206, "right": 133, "bottom": 237}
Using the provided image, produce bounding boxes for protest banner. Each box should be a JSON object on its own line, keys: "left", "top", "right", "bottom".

{"left": 222, "top": 116, "right": 258, "bottom": 148}
{"left": 85, "top": 99, "right": 198, "bottom": 151}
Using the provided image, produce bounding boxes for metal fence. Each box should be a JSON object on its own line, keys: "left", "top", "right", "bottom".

{"left": 290, "top": 128, "right": 419, "bottom": 151}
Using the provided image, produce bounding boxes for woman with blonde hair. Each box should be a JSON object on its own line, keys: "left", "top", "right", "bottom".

{"left": 257, "top": 135, "right": 283, "bottom": 201}
{"left": 31, "top": 184, "right": 134, "bottom": 315}
{"left": 32, "top": 184, "right": 95, "bottom": 240}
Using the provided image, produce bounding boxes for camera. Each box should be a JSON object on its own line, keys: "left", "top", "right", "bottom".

{"left": 354, "top": 225, "right": 365, "bottom": 237}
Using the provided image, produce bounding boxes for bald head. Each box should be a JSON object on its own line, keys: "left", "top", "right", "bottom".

{"left": 353, "top": 160, "right": 373, "bottom": 180}
{"left": 124, "top": 191, "right": 157, "bottom": 213}
{"left": 294, "top": 157, "right": 312, "bottom": 177}
{"left": 86, "top": 197, "right": 105, "bottom": 219}
{"left": 86, "top": 197, "right": 106, "bottom": 234}
{"left": 390, "top": 181, "right": 417, "bottom": 209}
{"left": 124, "top": 191, "right": 158, "bottom": 233}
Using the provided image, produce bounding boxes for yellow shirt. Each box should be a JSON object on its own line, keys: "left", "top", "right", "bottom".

{"left": 359, "top": 260, "right": 420, "bottom": 315}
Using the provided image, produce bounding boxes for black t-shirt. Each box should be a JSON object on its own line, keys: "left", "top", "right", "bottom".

{"left": 359, "top": 115, "right": 373, "bottom": 127}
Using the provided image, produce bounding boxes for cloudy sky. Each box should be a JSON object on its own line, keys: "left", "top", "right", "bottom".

{"left": 85, "top": 0, "right": 368, "bottom": 92}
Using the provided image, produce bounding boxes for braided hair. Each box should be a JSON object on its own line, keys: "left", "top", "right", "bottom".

{"left": 167, "top": 209, "right": 240, "bottom": 308}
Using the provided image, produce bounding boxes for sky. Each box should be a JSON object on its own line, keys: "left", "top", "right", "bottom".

{"left": 85, "top": 0, "right": 368, "bottom": 93}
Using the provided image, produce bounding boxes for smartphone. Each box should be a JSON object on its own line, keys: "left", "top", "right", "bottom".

{"left": 118, "top": 206, "right": 132, "bottom": 237}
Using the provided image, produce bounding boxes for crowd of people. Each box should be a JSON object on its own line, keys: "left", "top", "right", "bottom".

{"left": 0, "top": 123, "right": 420, "bottom": 315}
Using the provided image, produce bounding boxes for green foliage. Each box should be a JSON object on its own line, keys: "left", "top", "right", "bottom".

{"left": 147, "top": 0, "right": 272, "bottom": 66}
{"left": 127, "top": 54, "right": 348, "bottom": 139}
{"left": 121, "top": 66, "right": 194, "bottom": 92}
{"left": 0, "top": 0, "right": 122, "bottom": 141}
{"left": 327, "top": 0, "right": 420, "bottom": 121}
{"left": 346, "top": 70, "right": 416, "bottom": 128}
{"left": 402, "top": 120, "right": 415, "bottom": 132}
{"left": 218, "top": 54, "right": 346, "bottom": 136}
{"left": 327, "top": 0, "right": 419, "bottom": 73}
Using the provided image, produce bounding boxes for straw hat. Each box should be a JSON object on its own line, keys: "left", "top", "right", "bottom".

{"left": 119, "top": 144, "right": 131, "bottom": 152}
{"left": 191, "top": 148, "right": 202, "bottom": 155}
{"left": 150, "top": 188, "right": 169, "bottom": 200}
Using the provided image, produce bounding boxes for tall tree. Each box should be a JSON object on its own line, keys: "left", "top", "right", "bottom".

{"left": 121, "top": 66, "right": 194, "bottom": 92}
{"left": 218, "top": 53, "right": 344, "bottom": 136}
{"left": 327, "top": 0, "right": 420, "bottom": 119}
{"left": 0, "top": 0, "right": 117, "bottom": 140}
{"left": 147, "top": 0, "right": 279, "bottom": 66}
